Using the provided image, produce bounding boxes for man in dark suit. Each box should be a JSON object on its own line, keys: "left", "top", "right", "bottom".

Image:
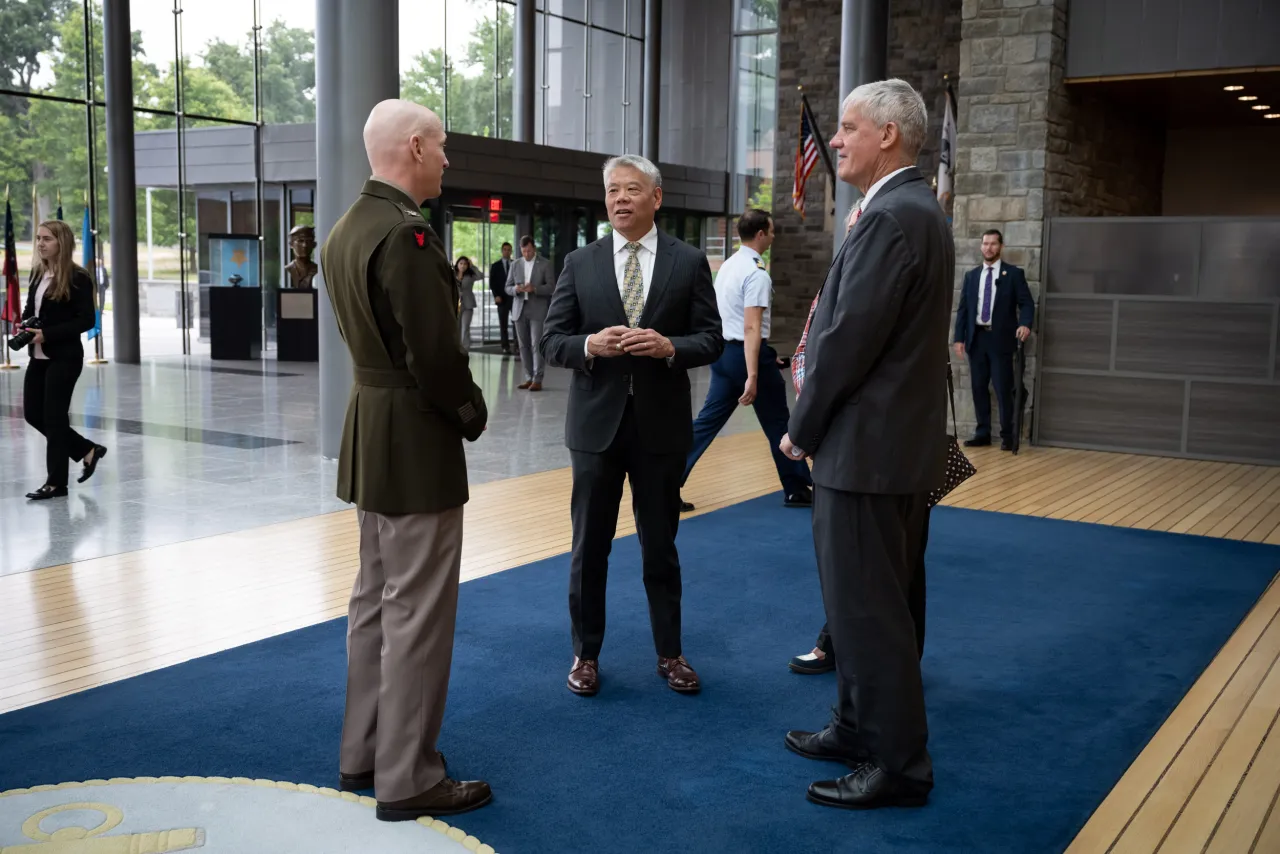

{"left": 320, "top": 99, "right": 490, "bottom": 821}
{"left": 489, "top": 241, "right": 514, "bottom": 355}
{"left": 540, "top": 154, "right": 723, "bottom": 697}
{"left": 780, "top": 79, "right": 953, "bottom": 809}
{"left": 952, "top": 229, "right": 1034, "bottom": 450}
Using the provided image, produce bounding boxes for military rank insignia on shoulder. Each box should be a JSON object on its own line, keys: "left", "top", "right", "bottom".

{"left": 401, "top": 206, "right": 422, "bottom": 218}
{"left": 755, "top": 259, "right": 767, "bottom": 270}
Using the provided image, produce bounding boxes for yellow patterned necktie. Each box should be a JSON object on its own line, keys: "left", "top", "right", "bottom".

{"left": 621, "top": 242, "right": 645, "bottom": 327}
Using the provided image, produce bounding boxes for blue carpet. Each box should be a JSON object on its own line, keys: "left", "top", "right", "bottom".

{"left": 2, "top": 497, "right": 1278, "bottom": 853}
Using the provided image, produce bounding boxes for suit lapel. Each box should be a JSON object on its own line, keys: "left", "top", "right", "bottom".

{"left": 640, "top": 232, "right": 676, "bottom": 327}
{"left": 594, "top": 238, "right": 628, "bottom": 324}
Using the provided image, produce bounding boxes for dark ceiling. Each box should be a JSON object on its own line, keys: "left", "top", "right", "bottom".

{"left": 1067, "top": 69, "right": 1280, "bottom": 129}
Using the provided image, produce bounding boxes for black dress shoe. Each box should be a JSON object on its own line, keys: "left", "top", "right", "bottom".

{"left": 1000, "top": 439, "right": 1013, "bottom": 451}
{"left": 77, "top": 444, "right": 108, "bottom": 484}
{"left": 963, "top": 437, "right": 991, "bottom": 447}
{"left": 339, "top": 770, "right": 374, "bottom": 792}
{"left": 784, "top": 486, "right": 813, "bottom": 508}
{"left": 26, "top": 485, "right": 68, "bottom": 500}
{"left": 807, "top": 761, "right": 930, "bottom": 810}
{"left": 785, "top": 728, "right": 866, "bottom": 765}
{"left": 679, "top": 498, "right": 695, "bottom": 512}
{"left": 376, "top": 777, "right": 492, "bottom": 820}
{"left": 788, "top": 651, "right": 835, "bottom": 674}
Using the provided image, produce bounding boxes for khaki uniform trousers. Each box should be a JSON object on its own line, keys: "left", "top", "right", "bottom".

{"left": 339, "top": 507, "right": 464, "bottom": 802}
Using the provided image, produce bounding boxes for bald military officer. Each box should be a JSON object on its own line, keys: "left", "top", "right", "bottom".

{"left": 321, "top": 99, "right": 491, "bottom": 821}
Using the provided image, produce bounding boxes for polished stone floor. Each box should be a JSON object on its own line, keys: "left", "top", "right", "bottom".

{"left": 0, "top": 349, "right": 768, "bottom": 575}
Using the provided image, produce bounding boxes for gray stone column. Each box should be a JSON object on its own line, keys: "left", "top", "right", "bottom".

{"left": 642, "top": 0, "right": 661, "bottom": 162}
{"left": 513, "top": 0, "right": 536, "bottom": 143}
{"left": 103, "top": 0, "right": 140, "bottom": 364}
{"left": 833, "top": 0, "right": 889, "bottom": 258}
{"left": 315, "top": 0, "right": 398, "bottom": 459}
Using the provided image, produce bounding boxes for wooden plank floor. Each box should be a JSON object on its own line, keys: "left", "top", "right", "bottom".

{"left": 2, "top": 436, "right": 1279, "bottom": 852}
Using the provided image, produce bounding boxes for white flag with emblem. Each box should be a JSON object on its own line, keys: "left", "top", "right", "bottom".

{"left": 937, "top": 84, "right": 957, "bottom": 206}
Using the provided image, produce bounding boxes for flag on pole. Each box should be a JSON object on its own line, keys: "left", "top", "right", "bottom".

{"left": 937, "top": 82, "right": 958, "bottom": 209}
{"left": 1, "top": 200, "right": 20, "bottom": 327}
{"left": 792, "top": 99, "right": 821, "bottom": 219}
{"left": 83, "top": 207, "right": 101, "bottom": 341}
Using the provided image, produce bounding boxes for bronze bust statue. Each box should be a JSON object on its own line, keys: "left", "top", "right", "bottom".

{"left": 285, "top": 224, "right": 318, "bottom": 289}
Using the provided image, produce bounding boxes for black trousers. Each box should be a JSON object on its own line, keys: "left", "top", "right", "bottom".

{"left": 24, "top": 358, "right": 95, "bottom": 488}
{"left": 568, "top": 399, "right": 685, "bottom": 660}
{"left": 815, "top": 505, "right": 930, "bottom": 659}
{"left": 813, "top": 486, "right": 933, "bottom": 787}
{"left": 968, "top": 327, "right": 1015, "bottom": 441}
{"left": 495, "top": 299, "right": 511, "bottom": 350}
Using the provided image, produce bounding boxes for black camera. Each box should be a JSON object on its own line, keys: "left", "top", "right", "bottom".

{"left": 8, "top": 318, "right": 42, "bottom": 351}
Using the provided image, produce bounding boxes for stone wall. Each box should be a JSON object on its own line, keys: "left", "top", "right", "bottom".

{"left": 889, "top": 0, "right": 964, "bottom": 191}
{"left": 771, "top": 0, "right": 962, "bottom": 354}
{"left": 770, "top": 0, "right": 843, "bottom": 354}
{"left": 949, "top": 0, "right": 1164, "bottom": 439}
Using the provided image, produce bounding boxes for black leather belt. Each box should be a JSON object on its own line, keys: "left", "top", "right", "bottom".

{"left": 353, "top": 366, "right": 415, "bottom": 387}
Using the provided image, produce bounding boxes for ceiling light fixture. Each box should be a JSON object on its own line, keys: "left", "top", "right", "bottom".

{"left": 1265, "top": 113, "right": 1280, "bottom": 119}
{"left": 1252, "top": 105, "right": 1271, "bottom": 110}
{"left": 1223, "top": 85, "right": 1245, "bottom": 91}
{"left": 1239, "top": 95, "right": 1258, "bottom": 101}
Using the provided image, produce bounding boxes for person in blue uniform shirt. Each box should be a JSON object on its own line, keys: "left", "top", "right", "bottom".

{"left": 679, "top": 209, "right": 813, "bottom": 512}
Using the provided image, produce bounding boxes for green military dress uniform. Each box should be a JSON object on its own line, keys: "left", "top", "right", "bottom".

{"left": 322, "top": 179, "right": 486, "bottom": 515}
{"left": 320, "top": 178, "right": 487, "bottom": 804}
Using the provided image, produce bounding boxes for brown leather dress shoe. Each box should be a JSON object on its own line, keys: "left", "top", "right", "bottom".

{"left": 376, "top": 777, "right": 493, "bottom": 821}
{"left": 657, "top": 655, "right": 701, "bottom": 693}
{"left": 517, "top": 381, "right": 533, "bottom": 390}
{"left": 339, "top": 769, "right": 374, "bottom": 792}
{"left": 529, "top": 382, "right": 543, "bottom": 391}
{"left": 567, "top": 656, "right": 600, "bottom": 695}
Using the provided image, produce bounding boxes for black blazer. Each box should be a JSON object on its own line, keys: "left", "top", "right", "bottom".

{"left": 539, "top": 231, "right": 723, "bottom": 455}
{"left": 788, "top": 167, "right": 955, "bottom": 495}
{"left": 489, "top": 258, "right": 512, "bottom": 302}
{"left": 952, "top": 262, "right": 1034, "bottom": 355}
{"left": 22, "top": 267, "right": 96, "bottom": 361}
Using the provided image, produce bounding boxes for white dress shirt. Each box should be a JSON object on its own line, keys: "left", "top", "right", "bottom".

{"left": 584, "top": 224, "right": 660, "bottom": 358}
{"left": 32, "top": 274, "right": 52, "bottom": 360}
{"left": 612, "top": 224, "right": 659, "bottom": 301}
{"left": 977, "top": 259, "right": 1002, "bottom": 327}
{"left": 521, "top": 255, "right": 535, "bottom": 284}
{"left": 858, "top": 165, "right": 914, "bottom": 211}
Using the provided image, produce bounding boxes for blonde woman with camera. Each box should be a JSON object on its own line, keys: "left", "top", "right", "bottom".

{"left": 17, "top": 220, "right": 107, "bottom": 500}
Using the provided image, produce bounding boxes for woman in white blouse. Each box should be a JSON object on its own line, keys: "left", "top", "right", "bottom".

{"left": 19, "top": 220, "right": 106, "bottom": 500}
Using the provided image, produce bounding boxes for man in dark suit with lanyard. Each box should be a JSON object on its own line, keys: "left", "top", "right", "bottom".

{"left": 489, "top": 242, "right": 514, "bottom": 355}
{"left": 540, "top": 154, "right": 723, "bottom": 697}
{"left": 780, "top": 79, "right": 951, "bottom": 810}
{"left": 952, "top": 229, "right": 1034, "bottom": 450}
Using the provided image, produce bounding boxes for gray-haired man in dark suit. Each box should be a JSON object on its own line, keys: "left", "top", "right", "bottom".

{"left": 780, "top": 79, "right": 954, "bottom": 809}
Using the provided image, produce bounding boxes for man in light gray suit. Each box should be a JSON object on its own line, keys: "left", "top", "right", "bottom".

{"left": 506, "top": 234, "right": 555, "bottom": 391}
{"left": 780, "top": 79, "right": 953, "bottom": 810}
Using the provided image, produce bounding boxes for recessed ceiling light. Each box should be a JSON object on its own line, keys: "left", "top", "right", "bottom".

{"left": 1265, "top": 113, "right": 1280, "bottom": 119}
{"left": 1239, "top": 95, "right": 1258, "bottom": 101}
{"left": 1252, "top": 105, "right": 1271, "bottom": 110}
{"left": 1223, "top": 85, "right": 1245, "bottom": 91}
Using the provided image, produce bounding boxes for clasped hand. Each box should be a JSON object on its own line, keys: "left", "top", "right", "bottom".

{"left": 588, "top": 326, "right": 673, "bottom": 359}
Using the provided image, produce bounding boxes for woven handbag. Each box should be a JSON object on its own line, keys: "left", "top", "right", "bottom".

{"left": 928, "top": 364, "right": 977, "bottom": 508}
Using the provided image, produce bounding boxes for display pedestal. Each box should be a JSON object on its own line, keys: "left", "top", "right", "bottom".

{"left": 277, "top": 289, "right": 318, "bottom": 362}
{"left": 209, "top": 287, "right": 261, "bottom": 360}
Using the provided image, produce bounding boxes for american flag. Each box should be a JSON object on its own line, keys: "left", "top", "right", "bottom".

{"left": 792, "top": 99, "right": 820, "bottom": 219}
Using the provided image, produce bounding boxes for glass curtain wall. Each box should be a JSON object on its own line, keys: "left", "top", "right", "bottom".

{"left": 715, "top": 0, "right": 777, "bottom": 273}
{"left": 401, "top": 1, "right": 516, "bottom": 140}
{"left": 533, "top": 0, "right": 643, "bottom": 155}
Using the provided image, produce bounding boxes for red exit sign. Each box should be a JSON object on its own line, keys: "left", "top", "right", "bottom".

{"left": 489, "top": 197, "right": 502, "bottom": 212}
